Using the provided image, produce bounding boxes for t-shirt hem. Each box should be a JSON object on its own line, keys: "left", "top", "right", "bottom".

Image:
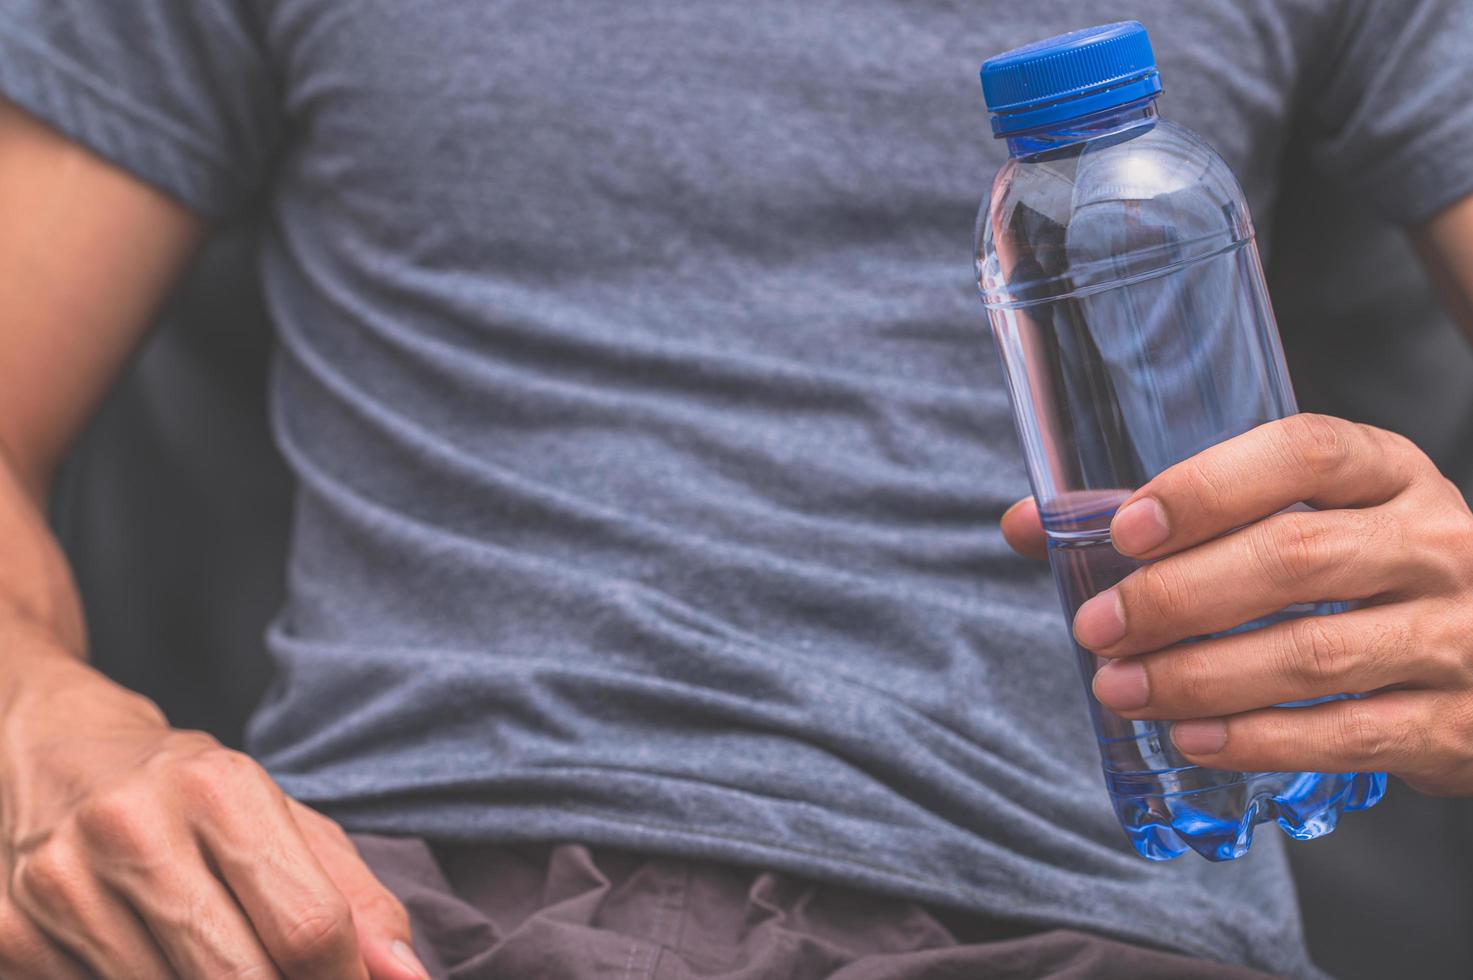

{"left": 0, "top": 24, "right": 241, "bottom": 219}
{"left": 270, "top": 769, "right": 1327, "bottom": 980}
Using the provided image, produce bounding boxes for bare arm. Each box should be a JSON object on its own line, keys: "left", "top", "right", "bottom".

{"left": 0, "top": 100, "right": 202, "bottom": 497}
{"left": 0, "top": 100, "right": 200, "bottom": 662}
{"left": 0, "top": 102, "right": 426, "bottom": 980}
{"left": 1412, "top": 191, "right": 1473, "bottom": 346}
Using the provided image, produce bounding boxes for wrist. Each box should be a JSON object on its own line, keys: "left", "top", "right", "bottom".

{"left": 0, "top": 652, "right": 168, "bottom": 828}
{"left": 0, "top": 629, "right": 164, "bottom": 739}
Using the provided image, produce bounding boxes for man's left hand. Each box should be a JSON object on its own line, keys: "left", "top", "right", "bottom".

{"left": 1001, "top": 413, "right": 1473, "bottom": 796}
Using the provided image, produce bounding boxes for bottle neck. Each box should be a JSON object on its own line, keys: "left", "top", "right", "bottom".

{"left": 1004, "top": 97, "right": 1159, "bottom": 158}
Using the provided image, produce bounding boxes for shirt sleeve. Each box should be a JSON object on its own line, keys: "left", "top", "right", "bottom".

{"left": 0, "top": 0, "right": 281, "bottom": 220}
{"left": 1308, "top": 0, "right": 1473, "bottom": 226}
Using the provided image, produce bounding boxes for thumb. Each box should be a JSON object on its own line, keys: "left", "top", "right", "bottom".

{"left": 347, "top": 880, "right": 428, "bottom": 980}
{"left": 1001, "top": 497, "right": 1048, "bottom": 561}
{"left": 291, "top": 802, "right": 432, "bottom": 980}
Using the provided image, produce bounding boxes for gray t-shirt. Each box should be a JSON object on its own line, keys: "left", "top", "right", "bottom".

{"left": 3, "top": 2, "right": 1472, "bottom": 976}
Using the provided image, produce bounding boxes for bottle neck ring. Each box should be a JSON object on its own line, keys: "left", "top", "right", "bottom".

{"left": 1004, "top": 97, "right": 1159, "bottom": 159}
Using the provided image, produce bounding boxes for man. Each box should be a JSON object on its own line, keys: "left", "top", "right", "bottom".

{"left": 0, "top": 1, "right": 1470, "bottom": 978}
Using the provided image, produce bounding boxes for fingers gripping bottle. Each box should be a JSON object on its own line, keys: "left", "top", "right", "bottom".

{"left": 973, "top": 22, "right": 1385, "bottom": 861}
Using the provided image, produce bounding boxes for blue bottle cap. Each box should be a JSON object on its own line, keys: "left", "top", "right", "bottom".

{"left": 981, "top": 21, "right": 1162, "bottom": 137}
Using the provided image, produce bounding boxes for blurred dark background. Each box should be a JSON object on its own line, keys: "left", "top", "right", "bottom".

{"left": 47, "top": 155, "right": 1473, "bottom": 976}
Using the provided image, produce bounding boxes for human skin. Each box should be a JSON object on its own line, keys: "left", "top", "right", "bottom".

{"left": 1001, "top": 195, "right": 1473, "bottom": 796}
{"left": 0, "top": 101, "right": 428, "bottom": 979}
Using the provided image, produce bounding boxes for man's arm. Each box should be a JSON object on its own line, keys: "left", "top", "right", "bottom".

{"left": 1413, "top": 192, "right": 1473, "bottom": 344}
{"left": 0, "top": 102, "right": 426, "bottom": 980}
{"left": 1002, "top": 192, "right": 1473, "bottom": 796}
{"left": 0, "top": 100, "right": 201, "bottom": 498}
{"left": 0, "top": 97, "right": 200, "bottom": 660}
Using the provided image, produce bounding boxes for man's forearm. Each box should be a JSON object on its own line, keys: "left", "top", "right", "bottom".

{"left": 0, "top": 444, "right": 87, "bottom": 673}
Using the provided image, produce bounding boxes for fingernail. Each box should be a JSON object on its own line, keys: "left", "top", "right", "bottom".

{"left": 1074, "top": 590, "right": 1126, "bottom": 649}
{"left": 1093, "top": 660, "right": 1149, "bottom": 710}
{"left": 1173, "top": 719, "right": 1228, "bottom": 755}
{"left": 1112, "top": 497, "right": 1170, "bottom": 556}
{"left": 392, "top": 939, "right": 431, "bottom": 980}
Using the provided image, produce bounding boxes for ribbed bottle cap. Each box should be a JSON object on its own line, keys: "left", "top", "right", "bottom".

{"left": 981, "top": 21, "right": 1162, "bottom": 137}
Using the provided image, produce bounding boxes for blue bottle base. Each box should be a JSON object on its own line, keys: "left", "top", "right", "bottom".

{"left": 1109, "top": 769, "right": 1387, "bottom": 861}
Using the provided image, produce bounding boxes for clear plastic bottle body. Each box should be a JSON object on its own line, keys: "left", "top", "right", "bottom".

{"left": 976, "top": 100, "right": 1385, "bottom": 861}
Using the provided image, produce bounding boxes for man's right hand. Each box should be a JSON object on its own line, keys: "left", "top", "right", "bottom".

{"left": 0, "top": 100, "right": 427, "bottom": 978}
{"left": 0, "top": 641, "right": 428, "bottom": 979}
{"left": 0, "top": 100, "right": 430, "bottom": 978}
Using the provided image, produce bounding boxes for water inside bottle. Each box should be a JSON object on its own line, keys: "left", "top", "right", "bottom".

{"left": 1043, "top": 497, "right": 1387, "bottom": 860}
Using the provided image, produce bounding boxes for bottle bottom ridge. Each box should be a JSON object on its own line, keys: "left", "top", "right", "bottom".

{"left": 1109, "top": 768, "right": 1387, "bottom": 861}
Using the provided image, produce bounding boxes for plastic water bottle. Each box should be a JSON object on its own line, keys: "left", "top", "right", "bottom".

{"left": 973, "top": 21, "right": 1385, "bottom": 861}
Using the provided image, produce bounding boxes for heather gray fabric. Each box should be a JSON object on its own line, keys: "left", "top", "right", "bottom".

{"left": 3, "top": 2, "right": 1473, "bottom": 977}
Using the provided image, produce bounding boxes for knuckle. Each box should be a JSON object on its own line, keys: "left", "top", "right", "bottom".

{"left": 1396, "top": 705, "right": 1439, "bottom": 772}
{"left": 1366, "top": 512, "right": 1414, "bottom": 589}
{"left": 326, "top": 819, "right": 354, "bottom": 848}
{"left": 171, "top": 760, "right": 226, "bottom": 807}
{"left": 301, "top": 806, "right": 353, "bottom": 847}
{"left": 1332, "top": 510, "right": 1407, "bottom": 594}
{"left": 1368, "top": 424, "right": 1421, "bottom": 474}
{"left": 1375, "top": 424, "right": 1415, "bottom": 452}
{"left": 154, "top": 728, "right": 219, "bottom": 762}
{"left": 0, "top": 914, "right": 51, "bottom": 978}
{"left": 1331, "top": 702, "right": 1387, "bottom": 767}
{"left": 1283, "top": 616, "right": 1350, "bottom": 687}
{"left": 1445, "top": 695, "right": 1473, "bottom": 755}
{"left": 1134, "top": 561, "right": 1195, "bottom": 623}
{"left": 0, "top": 904, "right": 34, "bottom": 959}
{"left": 1256, "top": 513, "right": 1331, "bottom": 585}
{"left": 1367, "top": 424, "right": 1429, "bottom": 494}
{"left": 1174, "top": 461, "right": 1230, "bottom": 517}
{"left": 172, "top": 746, "right": 268, "bottom": 808}
{"left": 1357, "top": 510, "right": 1412, "bottom": 588}
{"left": 1429, "top": 643, "right": 1469, "bottom": 692}
{"left": 357, "top": 889, "right": 411, "bottom": 935}
{"left": 1367, "top": 616, "right": 1418, "bottom": 676}
{"left": 74, "top": 790, "right": 159, "bottom": 856}
{"left": 1441, "top": 477, "right": 1473, "bottom": 521}
{"left": 1447, "top": 614, "right": 1473, "bottom": 686}
{"left": 13, "top": 846, "right": 80, "bottom": 914}
{"left": 1170, "top": 647, "right": 1223, "bottom": 710}
{"left": 1424, "top": 512, "right": 1473, "bottom": 590}
{"left": 1455, "top": 518, "right": 1473, "bottom": 574}
{"left": 1243, "top": 708, "right": 1296, "bottom": 761}
{"left": 277, "top": 900, "right": 356, "bottom": 969}
{"left": 1355, "top": 508, "right": 1401, "bottom": 551}
{"left": 1283, "top": 413, "right": 1351, "bottom": 479}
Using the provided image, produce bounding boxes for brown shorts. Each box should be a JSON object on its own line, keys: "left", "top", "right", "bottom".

{"left": 352, "top": 835, "right": 1278, "bottom": 979}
